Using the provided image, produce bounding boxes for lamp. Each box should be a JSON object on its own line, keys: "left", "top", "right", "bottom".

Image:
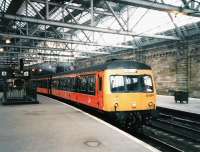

{"left": 5, "top": 39, "right": 11, "bottom": 44}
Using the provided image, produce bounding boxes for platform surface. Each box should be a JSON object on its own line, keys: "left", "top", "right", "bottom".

{"left": 0, "top": 95, "right": 159, "bottom": 152}
{"left": 157, "top": 95, "right": 200, "bottom": 114}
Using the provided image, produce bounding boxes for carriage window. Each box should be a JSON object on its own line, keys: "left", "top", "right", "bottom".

{"left": 41, "top": 80, "right": 47, "bottom": 88}
{"left": 66, "top": 78, "right": 73, "bottom": 91}
{"left": 110, "top": 75, "right": 153, "bottom": 93}
{"left": 59, "top": 79, "right": 63, "bottom": 90}
{"left": 52, "top": 79, "right": 59, "bottom": 89}
{"left": 80, "top": 77, "right": 87, "bottom": 92}
{"left": 62, "top": 78, "right": 67, "bottom": 90}
{"left": 68, "top": 78, "right": 73, "bottom": 91}
{"left": 76, "top": 77, "right": 81, "bottom": 92}
{"left": 76, "top": 75, "right": 95, "bottom": 95}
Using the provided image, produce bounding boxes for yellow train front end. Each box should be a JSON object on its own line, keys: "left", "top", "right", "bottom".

{"left": 104, "top": 69, "right": 156, "bottom": 111}
{"left": 103, "top": 68, "right": 156, "bottom": 129}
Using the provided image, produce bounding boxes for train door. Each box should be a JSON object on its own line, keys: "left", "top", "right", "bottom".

{"left": 48, "top": 76, "right": 52, "bottom": 95}
{"left": 97, "top": 72, "right": 103, "bottom": 110}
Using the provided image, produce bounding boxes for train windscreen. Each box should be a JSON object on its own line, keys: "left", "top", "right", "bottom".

{"left": 110, "top": 75, "right": 153, "bottom": 93}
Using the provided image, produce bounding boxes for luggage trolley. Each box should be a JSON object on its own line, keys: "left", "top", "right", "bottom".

{"left": 174, "top": 91, "right": 189, "bottom": 104}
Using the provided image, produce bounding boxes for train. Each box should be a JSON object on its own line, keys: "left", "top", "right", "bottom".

{"left": 32, "top": 60, "right": 156, "bottom": 129}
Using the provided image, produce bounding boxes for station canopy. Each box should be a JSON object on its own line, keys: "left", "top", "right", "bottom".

{"left": 0, "top": 0, "right": 200, "bottom": 66}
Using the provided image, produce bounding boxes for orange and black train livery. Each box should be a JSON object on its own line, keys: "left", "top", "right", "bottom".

{"left": 32, "top": 60, "right": 156, "bottom": 129}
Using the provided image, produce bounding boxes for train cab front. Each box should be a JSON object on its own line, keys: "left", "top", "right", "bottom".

{"left": 103, "top": 69, "right": 157, "bottom": 129}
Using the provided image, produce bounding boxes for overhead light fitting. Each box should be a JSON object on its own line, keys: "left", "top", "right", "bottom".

{"left": 0, "top": 48, "right": 4, "bottom": 52}
{"left": 171, "top": 11, "right": 185, "bottom": 17}
{"left": 5, "top": 39, "right": 11, "bottom": 44}
{"left": 12, "top": 25, "right": 17, "bottom": 29}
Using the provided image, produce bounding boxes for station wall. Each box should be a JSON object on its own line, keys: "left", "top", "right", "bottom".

{"left": 190, "top": 49, "right": 200, "bottom": 98}
{"left": 75, "top": 41, "right": 200, "bottom": 98}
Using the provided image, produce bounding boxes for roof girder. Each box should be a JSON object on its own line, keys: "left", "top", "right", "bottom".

{"left": 0, "top": 14, "right": 180, "bottom": 40}
{"left": 108, "top": 0, "right": 200, "bottom": 17}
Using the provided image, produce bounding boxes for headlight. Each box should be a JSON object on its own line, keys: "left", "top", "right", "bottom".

{"left": 148, "top": 102, "right": 153, "bottom": 107}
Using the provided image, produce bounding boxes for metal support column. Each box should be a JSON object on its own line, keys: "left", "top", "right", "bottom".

{"left": 91, "top": 0, "right": 94, "bottom": 27}
{"left": 105, "top": 1, "right": 126, "bottom": 31}
{"left": 46, "top": 0, "right": 49, "bottom": 20}
{"left": 91, "top": 0, "right": 94, "bottom": 42}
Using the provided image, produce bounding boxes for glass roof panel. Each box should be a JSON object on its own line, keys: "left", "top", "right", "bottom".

{"left": 19, "top": 2, "right": 44, "bottom": 17}
{"left": 73, "top": 2, "right": 200, "bottom": 52}
{"left": 15, "top": 21, "right": 26, "bottom": 28}
{"left": 64, "top": 1, "right": 81, "bottom": 7}
{"left": 2, "top": 0, "right": 200, "bottom": 64}
{"left": 74, "top": 12, "right": 91, "bottom": 24}
{"left": 0, "top": 0, "right": 12, "bottom": 12}
{"left": 49, "top": 8, "right": 69, "bottom": 21}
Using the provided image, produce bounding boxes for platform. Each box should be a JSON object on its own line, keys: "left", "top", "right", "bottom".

{"left": 157, "top": 95, "right": 200, "bottom": 114}
{"left": 0, "top": 95, "right": 159, "bottom": 152}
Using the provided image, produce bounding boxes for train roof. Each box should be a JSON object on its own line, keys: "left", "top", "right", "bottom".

{"left": 33, "top": 60, "right": 151, "bottom": 79}
{"left": 54, "top": 60, "right": 151, "bottom": 77}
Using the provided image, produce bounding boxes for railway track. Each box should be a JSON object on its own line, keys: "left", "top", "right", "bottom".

{"left": 140, "top": 125, "right": 200, "bottom": 152}
{"left": 156, "top": 107, "right": 200, "bottom": 122}
{"left": 154, "top": 107, "right": 200, "bottom": 141}
{"left": 140, "top": 107, "right": 200, "bottom": 152}
{"left": 136, "top": 133, "right": 184, "bottom": 152}
{"left": 112, "top": 107, "right": 200, "bottom": 152}
{"left": 147, "top": 136, "right": 184, "bottom": 152}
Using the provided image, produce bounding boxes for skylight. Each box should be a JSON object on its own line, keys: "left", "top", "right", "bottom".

{"left": 0, "top": 0, "right": 12, "bottom": 12}
{"left": 73, "top": 3, "right": 200, "bottom": 52}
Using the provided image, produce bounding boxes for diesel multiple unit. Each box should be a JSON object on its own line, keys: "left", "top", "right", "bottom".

{"left": 33, "top": 60, "right": 156, "bottom": 129}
